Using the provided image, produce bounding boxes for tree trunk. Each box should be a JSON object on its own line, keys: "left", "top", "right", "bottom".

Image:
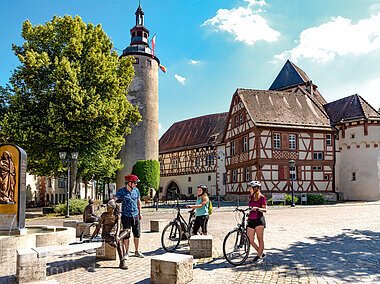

{"left": 107, "top": 178, "right": 111, "bottom": 200}
{"left": 102, "top": 180, "right": 106, "bottom": 202}
{"left": 84, "top": 177, "right": 88, "bottom": 200}
{"left": 70, "top": 162, "right": 78, "bottom": 197}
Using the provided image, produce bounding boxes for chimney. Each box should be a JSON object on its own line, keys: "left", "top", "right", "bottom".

{"left": 307, "top": 80, "right": 313, "bottom": 96}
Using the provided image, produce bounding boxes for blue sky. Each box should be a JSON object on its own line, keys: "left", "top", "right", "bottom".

{"left": 1, "top": 0, "right": 380, "bottom": 137}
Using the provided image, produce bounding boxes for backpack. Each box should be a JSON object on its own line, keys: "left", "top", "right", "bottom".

{"left": 208, "top": 198, "right": 213, "bottom": 215}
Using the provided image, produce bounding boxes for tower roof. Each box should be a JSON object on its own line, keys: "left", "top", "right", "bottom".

{"left": 324, "top": 94, "right": 380, "bottom": 125}
{"left": 121, "top": 3, "right": 159, "bottom": 63}
{"left": 269, "top": 60, "right": 311, "bottom": 90}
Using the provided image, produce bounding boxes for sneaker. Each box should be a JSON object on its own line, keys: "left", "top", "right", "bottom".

{"left": 262, "top": 253, "right": 266, "bottom": 258}
{"left": 134, "top": 251, "right": 145, "bottom": 258}
{"left": 253, "top": 255, "right": 263, "bottom": 263}
{"left": 122, "top": 253, "right": 129, "bottom": 260}
{"left": 119, "top": 260, "right": 128, "bottom": 269}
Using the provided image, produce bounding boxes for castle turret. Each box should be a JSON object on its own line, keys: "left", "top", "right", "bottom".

{"left": 117, "top": 4, "right": 159, "bottom": 189}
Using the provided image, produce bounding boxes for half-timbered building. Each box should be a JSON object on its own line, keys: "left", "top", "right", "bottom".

{"left": 159, "top": 113, "right": 228, "bottom": 198}
{"left": 158, "top": 60, "right": 380, "bottom": 201}
{"left": 223, "top": 88, "right": 335, "bottom": 198}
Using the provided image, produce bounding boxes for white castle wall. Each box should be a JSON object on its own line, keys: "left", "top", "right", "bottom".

{"left": 336, "top": 123, "right": 380, "bottom": 201}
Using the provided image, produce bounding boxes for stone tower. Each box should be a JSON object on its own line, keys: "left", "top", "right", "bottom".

{"left": 116, "top": 4, "right": 159, "bottom": 189}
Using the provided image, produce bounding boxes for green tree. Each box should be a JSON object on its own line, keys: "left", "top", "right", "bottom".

{"left": 132, "top": 160, "right": 160, "bottom": 197}
{"left": 1, "top": 15, "right": 141, "bottom": 193}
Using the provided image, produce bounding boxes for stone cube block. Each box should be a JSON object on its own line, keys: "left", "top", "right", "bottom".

{"left": 96, "top": 242, "right": 117, "bottom": 260}
{"left": 189, "top": 235, "right": 213, "bottom": 258}
{"left": 17, "top": 248, "right": 46, "bottom": 283}
{"left": 151, "top": 253, "right": 193, "bottom": 284}
{"left": 150, "top": 219, "right": 168, "bottom": 232}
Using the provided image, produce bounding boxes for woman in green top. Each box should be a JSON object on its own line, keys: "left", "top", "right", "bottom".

{"left": 187, "top": 184, "right": 209, "bottom": 235}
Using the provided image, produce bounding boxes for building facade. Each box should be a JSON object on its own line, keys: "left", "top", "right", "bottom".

{"left": 224, "top": 88, "right": 335, "bottom": 199}
{"left": 159, "top": 113, "right": 228, "bottom": 198}
{"left": 325, "top": 95, "right": 380, "bottom": 201}
{"left": 159, "top": 60, "right": 380, "bottom": 201}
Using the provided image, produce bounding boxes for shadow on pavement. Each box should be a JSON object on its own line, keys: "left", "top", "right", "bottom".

{"left": 233, "top": 229, "right": 380, "bottom": 282}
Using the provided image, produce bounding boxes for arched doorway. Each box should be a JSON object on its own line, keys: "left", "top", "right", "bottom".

{"left": 166, "top": 181, "right": 180, "bottom": 200}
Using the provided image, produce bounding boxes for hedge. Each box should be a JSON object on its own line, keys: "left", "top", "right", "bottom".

{"left": 132, "top": 159, "right": 160, "bottom": 197}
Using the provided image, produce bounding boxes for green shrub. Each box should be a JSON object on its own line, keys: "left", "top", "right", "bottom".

{"left": 306, "top": 194, "right": 325, "bottom": 205}
{"left": 285, "top": 194, "right": 298, "bottom": 205}
{"left": 54, "top": 198, "right": 87, "bottom": 215}
{"left": 132, "top": 160, "right": 160, "bottom": 197}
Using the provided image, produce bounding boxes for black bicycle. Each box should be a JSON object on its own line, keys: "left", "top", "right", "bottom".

{"left": 223, "top": 207, "right": 251, "bottom": 266}
{"left": 161, "top": 199, "right": 196, "bottom": 252}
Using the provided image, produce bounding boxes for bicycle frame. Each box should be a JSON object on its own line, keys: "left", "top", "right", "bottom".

{"left": 171, "top": 199, "right": 195, "bottom": 234}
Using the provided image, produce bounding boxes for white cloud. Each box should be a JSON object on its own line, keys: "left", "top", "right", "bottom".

{"left": 174, "top": 74, "right": 186, "bottom": 85}
{"left": 245, "top": 0, "right": 267, "bottom": 7}
{"left": 275, "top": 13, "right": 380, "bottom": 63}
{"left": 202, "top": 1, "right": 280, "bottom": 45}
{"left": 324, "top": 77, "right": 380, "bottom": 110}
{"left": 189, "top": 59, "right": 200, "bottom": 65}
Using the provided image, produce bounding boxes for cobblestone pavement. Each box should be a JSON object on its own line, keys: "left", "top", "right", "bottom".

{"left": 23, "top": 202, "right": 380, "bottom": 284}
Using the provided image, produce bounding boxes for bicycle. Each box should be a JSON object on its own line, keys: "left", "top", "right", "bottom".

{"left": 80, "top": 204, "right": 107, "bottom": 242}
{"left": 222, "top": 207, "right": 251, "bottom": 266}
{"left": 161, "top": 199, "right": 196, "bottom": 252}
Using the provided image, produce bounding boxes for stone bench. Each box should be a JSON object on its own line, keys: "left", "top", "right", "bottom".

{"left": 63, "top": 220, "right": 95, "bottom": 238}
{"left": 189, "top": 235, "right": 213, "bottom": 258}
{"left": 150, "top": 219, "right": 168, "bottom": 232}
{"left": 151, "top": 253, "right": 193, "bottom": 284}
{"left": 17, "top": 242, "right": 103, "bottom": 283}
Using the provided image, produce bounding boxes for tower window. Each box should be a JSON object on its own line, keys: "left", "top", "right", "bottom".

{"left": 137, "top": 31, "right": 142, "bottom": 37}
{"left": 352, "top": 172, "right": 356, "bottom": 181}
{"left": 143, "top": 33, "right": 148, "bottom": 38}
{"left": 146, "top": 59, "right": 152, "bottom": 67}
{"left": 132, "top": 32, "right": 136, "bottom": 37}
{"left": 133, "top": 57, "right": 139, "bottom": 64}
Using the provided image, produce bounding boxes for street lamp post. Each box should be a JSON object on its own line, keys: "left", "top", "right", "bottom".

{"left": 215, "top": 150, "right": 224, "bottom": 209}
{"left": 289, "top": 159, "right": 296, "bottom": 207}
{"left": 59, "top": 151, "right": 79, "bottom": 218}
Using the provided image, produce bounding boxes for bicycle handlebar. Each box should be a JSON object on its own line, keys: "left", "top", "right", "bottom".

{"left": 234, "top": 207, "right": 251, "bottom": 213}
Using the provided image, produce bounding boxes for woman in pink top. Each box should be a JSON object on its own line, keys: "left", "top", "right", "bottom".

{"left": 246, "top": 181, "right": 267, "bottom": 263}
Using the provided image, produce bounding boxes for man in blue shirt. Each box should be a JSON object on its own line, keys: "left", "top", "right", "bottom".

{"left": 114, "top": 174, "right": 144, "bottom": 258}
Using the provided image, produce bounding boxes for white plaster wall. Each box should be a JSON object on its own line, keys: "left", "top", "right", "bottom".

{"left": 337, "top": 124, "right": 380, "bottom": 200}
{"left": 160, "top": 173, "right": 219, "bottom": 197}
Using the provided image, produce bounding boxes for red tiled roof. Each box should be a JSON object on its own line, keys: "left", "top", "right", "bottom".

{"left": 236, "top": 89, "right": 331, "bottom": 129}
{"left": 159, "top": 112, "right": 228, "bottom": 153}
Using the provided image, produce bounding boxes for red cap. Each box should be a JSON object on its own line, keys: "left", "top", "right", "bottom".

{"left": 124, "top": 174, "right": 140, "bottom": 183}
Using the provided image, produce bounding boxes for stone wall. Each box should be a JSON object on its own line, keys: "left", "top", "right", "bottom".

{"left": 0, "top": 226, "right": 75, "bottom": 277}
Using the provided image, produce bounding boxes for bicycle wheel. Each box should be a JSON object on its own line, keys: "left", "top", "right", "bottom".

{"left": 161, "top": 222, "right": 181, "bottom": 252}
{"left": 223, "top": 229, "right": 250, "bottom": 266}
{"left": 80, "top": 223, "right": 100, "bottom": 242}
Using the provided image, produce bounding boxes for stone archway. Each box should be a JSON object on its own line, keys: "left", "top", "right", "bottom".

{"left": 166, "top": 181, "right": 180, "bottom": 200}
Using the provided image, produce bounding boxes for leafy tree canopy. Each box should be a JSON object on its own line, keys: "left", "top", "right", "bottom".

{"left": 1, "top": 15, "right": 141, "bottom": 178}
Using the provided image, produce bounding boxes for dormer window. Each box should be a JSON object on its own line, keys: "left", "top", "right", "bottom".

{"left": 208, "top": 133, "right": 219, "bottom": 145}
